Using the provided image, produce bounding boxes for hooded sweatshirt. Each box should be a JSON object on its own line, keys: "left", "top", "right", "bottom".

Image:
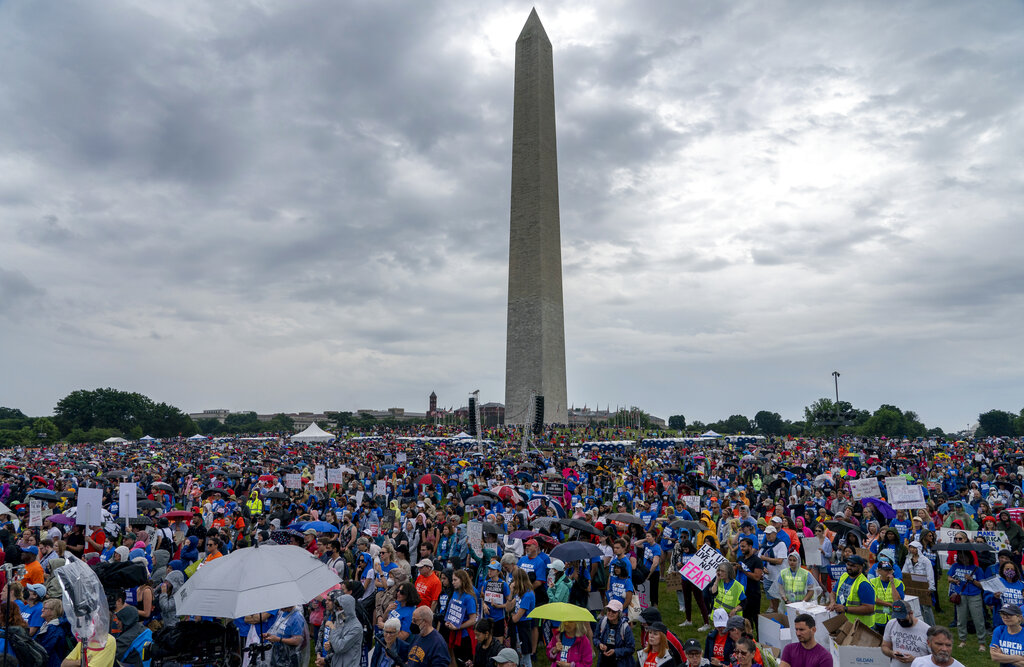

{"left": 114, "top": 605, "right": 146, "bottom": 666}
{"left": 328, "top": 595, "right": 364, "bottom": 667}
{"left": 158, "top": 570, "right": 185, "bottom": 628}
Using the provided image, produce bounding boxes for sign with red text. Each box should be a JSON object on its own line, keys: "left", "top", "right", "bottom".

{"left": 679, "top": 543, "right": 727, "bottom": 590}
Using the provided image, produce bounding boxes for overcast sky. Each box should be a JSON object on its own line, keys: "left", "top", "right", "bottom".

{"left": 2, "top": 1, "right": 1022, "bottom": 431}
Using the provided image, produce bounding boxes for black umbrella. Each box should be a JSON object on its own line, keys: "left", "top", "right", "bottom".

{"left": 550, "top": 540, "right": 603, "bottom": 562}
{"left": 265, "top": 491, "right": 289, "bottom": 500}
{"left": 766, "top": 478, "right": 790, "bottom": 495}
{"left": 26, "top": 490, "right": 59, "bottom": 502}
{"left": 605, "top": 513, "right": 644, "bottom": 526}
{"left": 201, "top": 488, "right": 227, "bottom": 500}
{"left": 515, "top": 472, "right": 535, "bottom": 482}
{"left": 151, "top": 482, "right": 173, "bottom": 492}
{"left": 465, "top": 495, "right": 495, "bottom": 506}
{"left": 825, "top": 520, "right": 862, "bottom": 534}
{"left": 559, "top": 518, "right": 603, "bottom": 536}
{"left": 137, "top": 499, "right": 163, "bottom": 510}
{"left": 126, "top": 516, "right": 153, "bottom": 526}
{"left": 685, "top": 479, "right": 717, "bottom": 493}
{"left": 482, "top": 522, "right": 504, "bottom": 536}
{"left": 935, "top": 542, "right": 996, "bottom": 552}
{"left": 479, "top": 489, "right": 501, "bottom": 500}
{"left": 669, "top": 519, "right": 706, "bottom": 533}
{"left": 662, "top": 468, "right": 683, "bottom": 475}
{"left": 105, "top": 470, "right": 131, "bottom": 479}
{"left": 530, "top": 517, "right": 560, "bottom": 530}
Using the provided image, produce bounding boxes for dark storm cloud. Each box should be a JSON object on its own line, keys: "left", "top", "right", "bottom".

{"left": 0, "top": 0, "right": 1021, "bottom": 431}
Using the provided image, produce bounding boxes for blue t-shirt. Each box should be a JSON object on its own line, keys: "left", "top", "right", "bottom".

{"left": 992, "top": 624, "right": 1024, "bottom": 656}
{"left": 514, "top": 590, "right": 536, "bottom": 626}
{"left": 389, "top": 605, "right": 415, "bottom": 634}
{"left": 642, "top": 543, "right": 663, "bottom": 573}
{"left": 607, "top": 575, "right": 634, "bottom": 604}
{"left": 479, "top": 580, "right": 510, "bottom": 620}
{"left": 948, "top": 564, "right": 983, "bottom": 597}
{"left": 986, "top": 580, "right": 1024, "bottom": 626}
{"left": 17, "top": 600, "right": 43, "bottom": 629}
{"left": 517, "top": 554, "right": 549, "bottom": 586}
{"left": 444, "top": 591, "right": 476, "bottom": 639}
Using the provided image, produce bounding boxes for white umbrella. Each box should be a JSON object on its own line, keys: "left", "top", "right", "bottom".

{"left": 175, "top": 544, "right": 340, "bottom": 618}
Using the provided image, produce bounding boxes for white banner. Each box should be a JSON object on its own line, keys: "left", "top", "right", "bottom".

{"left": 849, "top": 478, "right": 881, "bottom": 500}
{"left": 29, "top": 500, "right": 43, "bottom": 527}
{"left": 468, "top": 521, "right": 483, "bottom": 559}
{"left": 119, "top": 482, "right": 138, "bottom": 519}
{"left": 75, "top": 488, "right": 104, "bottom": 527}
{"left": 890, "top": 484, "right": 927, "bottom": 510}
{"left": 679, "top": 543, "right": 727, "bottom": 590}
{"left": 285, "top": 474, "right": 302, "bottom": 489}
{"left": 327, "top": 468, "right": 344, "bottom": 485}
{"left": 936, "top": 527, "right": 1010, "bottom": 551}
{"left": 313, "top": 465, "right": 326, "bottom": 488}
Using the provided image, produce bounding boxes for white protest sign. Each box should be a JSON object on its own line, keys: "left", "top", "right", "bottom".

{"left": 29, "top": 500, "right": 43, "bottom": 527}
{"left": 683, "top": 496, "right": 701, "bottom": 511}
{"left": 327, "top": 468, "right": 344, "bottom": 485}
{"left": 368, "top": 515, "right": 380, "bottom": 537}
{"left": 982, "top": 576, "right": 1008, "bottom": 595}
{"left": 802, "top": 536, "right": 821, "bottom": 567}
{"left": 849, "top": 478, "right": 881, "bottom": 500}
{"left": 313, "top": 465, "right": 326, "bottom": 488}
{"left": 890, "top": 484, "right": 927, "bottom": 510}
{"left": 76, "top": 487, "right": 104, "bottom": 527}
{"left": 884, "top": 476, "right": 907, "bottom": 496}
{"left": 374, "top": 480, "right": 387, "bottom": 497}
{"left": 397, "top": 453, "right": 407, "bottom": 463}
{"left": 679, "top": 543, "right": 727, "bottom": 590}
{"left": 936, "top": 527, "right": 1010, "bottom": 551}
{"left": 119, "top": 482, "right": 138, "bottom": 519}
{"left": 467, "top": 521, "right": 483, "bottom": 559}
{"left": 355, "top": 490, "right": 365, "bottom": 507}
{"left": 285, "top": 474, "right": 302, "bottom": 489}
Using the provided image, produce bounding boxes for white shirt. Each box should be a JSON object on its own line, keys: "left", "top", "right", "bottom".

{"left": 883, "top": 619, "right": 930, "bottom": 667}
{"left": 909, "top": 656, "right": 964, "bottom": 667}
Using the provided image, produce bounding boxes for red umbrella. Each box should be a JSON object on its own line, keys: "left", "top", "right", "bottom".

{"left": 259, "top": 475, "right": 277, "bottom": 482}
{"left": 418, "top": 474, "right": 445, "bottom": 485}
{"left": 3, "top": 465, "right": 18, "bottom": 470}
{"left": 32, "top": 475, "right": 48, "bottom": 483}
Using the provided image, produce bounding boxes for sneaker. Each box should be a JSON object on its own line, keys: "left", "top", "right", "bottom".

{"left": 679, "top": 620, "right": 693, "bottom": 627}
{"left": 697, "top": 624, "right": 711, "bottom": 632}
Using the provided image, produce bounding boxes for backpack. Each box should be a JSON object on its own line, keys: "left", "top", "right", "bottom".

{"left": 630, "top": 560, "right": 650, "bottom": 587}
{"left": 0, "top": 625, "right": 47, "bottom": 667}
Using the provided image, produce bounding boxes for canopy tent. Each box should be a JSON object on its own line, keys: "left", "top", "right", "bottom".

{"left": 103, "top": 436, "right": 128, "bottom": 444}
{"left": 452, "top": 432, "right": 473, "bottom": 439}
{"left": 700, "top": 430, "right": 722, "bottom": 438}
{"left": 139, "top": 435, "right": 156, "bottom": 441}
{"left": 187, "top": 434, "right": 209, "bottom": 441}
{"left": 291, "top": 423, "right": 335, "bottom": 442}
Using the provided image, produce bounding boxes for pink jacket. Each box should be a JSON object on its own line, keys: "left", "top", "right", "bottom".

{"left": 547, "top": 631, "right": 594, "bottom": 667}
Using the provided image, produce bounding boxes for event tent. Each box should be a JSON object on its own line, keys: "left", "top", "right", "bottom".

{"left": 103, "top": 436, "right": 128, "bottom": 444}
{"left": 291, "top": 423, "right": 335, "bottom": 442}
{"left": 187, "top": 434, "right": 208, "bottom": 441}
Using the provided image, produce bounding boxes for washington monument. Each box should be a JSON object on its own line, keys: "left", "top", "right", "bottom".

{"left": 504, "top": 9, "right": 568, "bottom": 426}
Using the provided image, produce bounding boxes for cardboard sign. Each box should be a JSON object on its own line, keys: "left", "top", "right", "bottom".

{"left": 313, "top": 465, "right": 326, "bottom": 488}
{"left": 75, "top": 487, "right": 104, "bottom": 527}
{"left": 679, "top": 543, "right": 727, "bottom": 590}
{"left": 849, "top": 478, "right": 880, "bottom": 500}
{"left": 285, "top": 474, "right": 302, "bottom": 489}
{"left": 119, "top": 482, "right": 138, "bottom": 519}
{"left": 889, "top": 484, "right": 926, "bottom": 510}
{"left": 327, "top": 468, "right": 344, "bottom": 485}
{"left": 29, "top": 500, "right": 43, "bottom": 527}
{"left": 467, "top": 521, "right": 483, "bottom": 559}
{"left": 935, "top": 527, "right": 1010, "bottom": 551}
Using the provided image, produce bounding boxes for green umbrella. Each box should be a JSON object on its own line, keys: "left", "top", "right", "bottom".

{"left": 527, "top": 603, "right": 595, "bottom": 623}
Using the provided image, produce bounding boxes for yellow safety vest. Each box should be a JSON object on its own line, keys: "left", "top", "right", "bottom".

{"left": 715, "top": 579, "right": 744, "bottom": 612}
{"left": 779, "top": 567, "right": 810, "bottom": 603}
{"left": 836, "top": 572, "right": 873, "bottom": 626}
{"left": 246, "top": 496, "right": 263, "bottom": 515}
{"left": 871, "top": 577, "right": 904, "bottom": 627}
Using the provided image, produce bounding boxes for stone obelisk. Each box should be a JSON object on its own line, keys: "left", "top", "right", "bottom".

{"left": 504, "top": 9, "right": 568, "bottom": 426}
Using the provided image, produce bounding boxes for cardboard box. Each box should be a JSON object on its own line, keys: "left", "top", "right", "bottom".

{"left": 829, "top": 642, "right": 889, "bottom": 667}
{"left": 758, "top": 612, "right": 792, "bottom": 649}
{"left": 784, "top": 600, "right": 834, "bottom": 649}
{"left": 663, "top": 571, "right": 683, "bottom": 592}
{"left": 823, "top": 614, "right": 884, "bottom": 647}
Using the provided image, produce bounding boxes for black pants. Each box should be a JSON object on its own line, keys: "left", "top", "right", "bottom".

{"left": 648, "top": 571, "right": 660, "bottom": 606}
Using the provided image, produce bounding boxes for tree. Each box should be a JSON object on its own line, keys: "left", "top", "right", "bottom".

{"left": 753, "top": 411, "right": 784, "bottom": 436}
{"left": 668, "top": 415, "right": 686, "bottom": 431}
{"left": 0, "top": 408, "right": 26, "bottom": 420}
{"left": 722, "top": 414, "right": 752, "bottom": 433}
{"left": 54, "top": 388, "right": 193, "bottom": 437}
{"left": 32, "top": 417, "right": 60, "bottom": 445}
{"left": 978, "top": 409, "right": 1017, "bottom": 437}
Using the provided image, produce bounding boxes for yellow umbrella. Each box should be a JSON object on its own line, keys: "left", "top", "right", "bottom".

{"left": 527, "top": 603, "right": 595, "bottom": 623}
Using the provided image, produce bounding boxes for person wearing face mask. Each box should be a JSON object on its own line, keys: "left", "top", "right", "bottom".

{"left": 902, "top": 541, "right": 935, "bottom": 626}
{"left": 985, "top": 560, "right": 1024, "bottom": 629}
{"left": 882, "top": 601, "right": 930, "bottom": 667}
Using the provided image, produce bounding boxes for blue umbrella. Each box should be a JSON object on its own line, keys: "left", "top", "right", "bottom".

{"left": 301, "top": 521, "right": 340, "bottom": 534}
{"left": 938, "top": 501, "right": 976, "bottom": 515}
{"left": 861, "top": 497, "right": 896, "bottom": 521}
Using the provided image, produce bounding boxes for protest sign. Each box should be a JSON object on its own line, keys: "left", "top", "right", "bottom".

{"left": 29, "top": 500, "right": 42, "bottom": 527}
{"left": 679, "top": 543, "right": 728, "bottom": 590}
{"left": 374, "top": 480, "right": 387, "bottom": 497}
{"left": 936, "top": 527, "right": 1010, "bottom": 551}
{"left": 468, "top": 521, "right": 483, "bottom": 559}
{"left": 118, "top": 482, "right": 138, "bottom": 519}
{"left": 683, "top": 496, "right": 701, "bottom": 511}
{"left": 890, "top": 484, "right": 927, "bottom": 510}
{"left": 397, "top": 453, "right": 407, "bottom": 463}
{"left": 314, "top": 465, "right": 326, "bottom": 488}
{"left": 76, "top": 487, "right": 104, "bottom": 527}
{"left": 327, "top": 468, "right": 344, "bottom": 485}
{"left": 544, "top": 481, "right": 565, "bottom": 497}
{"left": 355, "top": 490, "right": 365, "bottom": 507}
{"left": 802, "top": 536, "right": 821, "bottom": 567}
{"left": 285, "top": 474, "right": 301, "bottom": 489}
{"left": 445, "top": 596, "right": 466, "bottom": 628}
{"left": 849, "top": 478, "right": 881, "bottom": 500}
{"left": 884, "top": 476, "right": 907, "bottom": 496}
{"left": 381, "top": 509, "right": 398, "bottom": 534}
{"left": 368, "top": 515, "right": 380, "bottom": 537}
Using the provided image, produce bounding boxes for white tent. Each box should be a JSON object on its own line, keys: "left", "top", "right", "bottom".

{"left": 700, "top": 430, "right": 722, "bottom": 438}
{"left": 291, "top": 423, "right": 335, "bottom": 442}
{"left": 139, "top": 435, "right": 156, "bottom": 441}
{"left": 452, "top": 432, "right": 473, "bottom": 439}
{"left": 187, "top": 434, "right": 208, "bottom": 441}
{"left": 103, "top": 436, "right": 127, "bottom": 444}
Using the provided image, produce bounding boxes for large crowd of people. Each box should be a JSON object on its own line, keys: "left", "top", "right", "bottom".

{"left": 1, "top": 428, "right": 1023, "bottom": 667}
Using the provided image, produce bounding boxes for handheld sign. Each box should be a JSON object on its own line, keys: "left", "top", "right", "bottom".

{"left": 313, "top": 465, "right": 326, "bottom": 488}
{"left": 76, "top": 488, "right": 104, "bottom": 527}
{"left": 890, "top": 484, "right": 927, "bottom": 510}
{"left": 468, "top": 521, "right": 484, "bottom": 559}
{"left": 679, "top": 543, "right": 727, "bottom": 590}
{"left": 327, "top": 468, "right": 344, "bottom": 485}
{"left": 285, "top": 474, "right": 302, "bottom": 489}
{"left": 849, "top": 478, "right": 880, "bottom": 500}
{"left": 29, "top": 500, "right": 43, "bottom": 527}
{"left": 119, "top": 483, "right": 138, "bottom": 519}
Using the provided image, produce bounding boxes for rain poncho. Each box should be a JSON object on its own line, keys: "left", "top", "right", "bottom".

{"left": 327, "top": 595, "right": 363, "bottom": 667}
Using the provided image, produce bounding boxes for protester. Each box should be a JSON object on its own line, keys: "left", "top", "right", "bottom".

{"left": 882, "top": 601, "right": 930, "bottom": 667}
{"left": 909, "top": 626, "right": 964, "bottom": 667}
{"left": 779, "top": 613, "right": 831, "bottom": 667}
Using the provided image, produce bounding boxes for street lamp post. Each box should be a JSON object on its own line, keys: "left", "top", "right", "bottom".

{"left": 832, "top": 371, "right": 841, "bottom": 423}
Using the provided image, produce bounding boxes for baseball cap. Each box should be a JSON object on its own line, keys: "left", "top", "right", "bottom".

{"left": 416, "top": 559, "right": 434, "bottom": 568}
{"left": 770, "top": 516, "right": 783, "bottom": 523}
{"left": 1000, "top": 604, "right": 1023, "bottom": 617}
{"left": 764, "top": 526, "right": 777, "bottom": 534}
{"left": 492, "top": 648, "right": 520, "bottom": 665}
{"left": 845, "top": 555, "right": 867, "bottom": 566}
{"left": 488, "top": 560, "right": 501, "bottom": 570}
{"left": 909, "top": 540, "right": 923, "bottom": 549}
{"left": 683, "top": 639, "right": 702, "bottom": 653}
{"left": 877, "top": 560, "right": 893, "bottom": 570}
{"left": 304, "top": 528, "right": 317, "bottom": 535}
{"left": 525, "top": 538, "right": 538, "bottom": 546}
{"left": 26, "top": 584, "right": 46, "bottom": 598}
{"left": 23, "top": 545, "right": 38, "bottom": 555}
{"left": 648, "top": 621, "right": 668, "bottom": 634}
{"left": 605, "top": 600, "right": 623, "bottom": 612}
{"left": 713, "top": 608, "right": 729, "bottom": 628}
{"left": 891, "top": 600, "right": 908, "bottom": 619}
{"left": 549, "top": 558, "right": 565, "bottom": 572}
